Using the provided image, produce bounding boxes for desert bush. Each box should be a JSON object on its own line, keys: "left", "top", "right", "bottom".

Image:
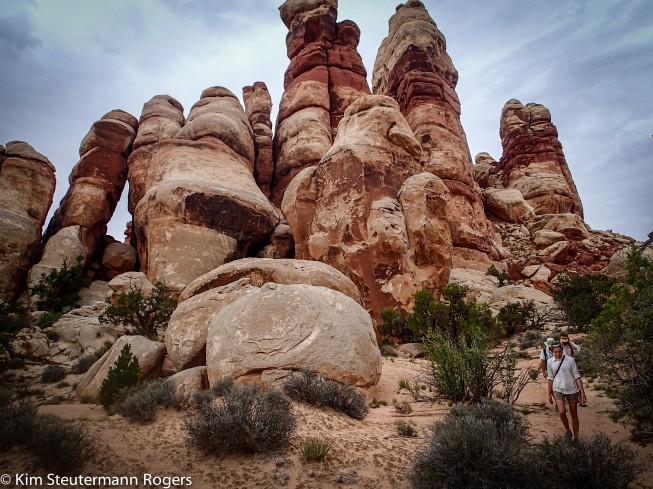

{"left": 184, "top": 384, "right": 296, "bottom": 453}
{"left": 0, "top": 396, "right": 38, "bottom": 451}
{"left": 393, "top": 400, "right": 412, "bottom": 414}
{"left": 283, "top": 369, "right": 368, "bottom": 420}
{"left": 0, "top": 301, "right": 30, "bottom": 354}
{"left": 412, "top": 400, "right": 531, "bottom": 489}
{"left": 554, "top": 272, "right": 616, "bottom": 332}
{"left": 99, "top": 282, "right": 176, "bottom": 339}
{"left": 395, "top": 420, "right": 417, "bottom": 437}
{"left": 71, "top": 343, "right": 111, "bottom": 374}
{"left": 498, "top": 301, "right": 538, "bottom": 336}
{"left": 380, "top": 343, "right": 398, "bottom": 357}
{"left": 487, "top": 264, "right": 508, "bottom": 286}
{"left": 519, "top": 330, "right": 542, "bottom": 350}
{"left": 192, "top": 390, "right": 215, "bottom": 407}
{"left": 36, "top": 311, "right": 63, "bottom": 329}
{"left": 28, "top": 414, "right": 94, "bottom": 473}
{"left": 212, "top": 375, "right": 235, "bottom": 397}
{"left": 99, "top": 344, "right": 141, "bottom": 408}
{"left": 41, "top": 364, "right": 67, "bottom": 383}
{"left": 115, "top": 379, "right": 181, "bottom": 423}
{"left": 378, "top": 307, "right": 413, "bottom": 342}
{"left": 29, "top": 258, "right": 90, "bottom": 312}
{"left": 534, "top": 433, "right": 644, "bottom": 488}
{"left": 583, "top": 248, "right": 653, "bottom": 441}
{"left": 300, "top": 437, "right": 331, "bottom": 462}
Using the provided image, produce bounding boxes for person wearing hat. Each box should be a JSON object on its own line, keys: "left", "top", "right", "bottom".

{"left": 560, "top": 333, "right": 581, "bottom": 358}
{"left": 547, "top": 343, "right": 587, "bottom": 440}
{"left": 540, "top": 337, "right": 555, "bottom": 379}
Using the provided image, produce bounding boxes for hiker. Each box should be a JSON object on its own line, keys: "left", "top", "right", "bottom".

{"left": 560, "top": 332, "right": 581, "bottom": 358}
{"left": 540, "top": 337, "right": 555, "bottom": 379}
{"left": 547, "top": 343, "right": 586, "bottom": 440}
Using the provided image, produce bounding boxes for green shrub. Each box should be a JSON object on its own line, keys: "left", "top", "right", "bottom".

{"left": 99, "top": 344, "right": 141, "bottom": 408}
{"left": 184, "top": 384, "right": 296, "bottom": 453}
{"left": 395, "top": 420, "right": 417, "bottom": 437}
{"left": 300, "top": 437, "right": 331, "bottom": 462}
{"left": 212, "top": 375, "right": 235, "bottom": 397}
{"left": 0, "top": 397, "right": 38, "bottom": 451}
{"left": 497, "top": 301, "right": 537, "bottom": 336}
{"left": 115, "top": 379, "right": 181, "bottom": 423}
{"left": 583, "top": 248, "right": 653, "bottom": 441}
{"left": 28, "top": 415, "right": 94, "bottom": 473}
{"left": 29, "top": 258, "right": 90, "bottom": 312}
{"left": 378, "top": 307, "right": 413, "bottom": 342}
{"left": 0, "top": 301, "right": 30, "bottom": 359}
{"left": 71, "top": 344, "right": 111, "bottom": 374}
{"left": 36, "top": 311, "right": 63, "bottom": 329}
{"left": 487, "top": 265, "right": 508, "bottom": 286}
{"left": 411, "top": 400, "right": 531, "bottom": 489}
{"left": 283, "top": 369, "right": 368, "bottom": 420}
{"left": 393, "top": 400, "right": 412, "bottom": 414}
{"left": 534, "top": 433, "right": 644, "bottom": 488}
{"left": 99, "top": 282, "right": 176, "bottom": 339}
{"left": 193, "top": 390, "right": 215, "bottom": 407}
{"left": 554, "top": 273, "right": 616, "bottom": 332}
{"left": 41, "top": 365, "right": 67, "bottom": 383}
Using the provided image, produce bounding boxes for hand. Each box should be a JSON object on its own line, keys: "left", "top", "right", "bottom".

{"left": 580, "top": 392, "right": 587, "bottom": 404}
{"left": 548, "top": 394, "right": 553, "bottom": 404}
{"left": 542, "top": 371, "right": 547, "bottom": 379}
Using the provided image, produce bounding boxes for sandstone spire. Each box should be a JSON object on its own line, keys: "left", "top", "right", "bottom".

{"left": 243, "top": 82, "right": 274, "bottom": 199}
{"left": 130, "top": 87, "right": 279, "bottom": 293}
{"left": 499, "top": 99, "right": 584, "bottom": 216}
{"left": 372, "top": 0, "right": 502, "bottom": 266}
{"left": 0, "top": 142, "right": 56, "bottom": 301}
{"left": 272, "top": 0, "right": 371, "bottom": 205}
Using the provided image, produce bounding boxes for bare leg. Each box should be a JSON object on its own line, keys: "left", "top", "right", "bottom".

{"left": 569, "top": 402, "right": 579, "bottom": 439}
{"left": 556, "top": 398, "right": 570, "bottom": 434}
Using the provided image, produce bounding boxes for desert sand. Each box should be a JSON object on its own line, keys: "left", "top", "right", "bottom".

{"left": 2, "top": 344, "right": 652, "bottom": 489}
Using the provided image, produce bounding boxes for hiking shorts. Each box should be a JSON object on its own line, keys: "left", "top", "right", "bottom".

{"left": 554, "top": 391, "right": 579, "bottom": 403}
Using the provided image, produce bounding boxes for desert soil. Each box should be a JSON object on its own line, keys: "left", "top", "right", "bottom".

{"left": 1, "top": 343, "right": 652, "bottom": 489}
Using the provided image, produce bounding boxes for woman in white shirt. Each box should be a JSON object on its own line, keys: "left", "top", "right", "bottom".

{"left": 547, "top": 344, "right": 586, "bottom": 441}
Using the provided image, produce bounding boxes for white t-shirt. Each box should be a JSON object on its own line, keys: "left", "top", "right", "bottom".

{"left": 547, "top": 355, "right": 581, "bottom": 394}
{"left": 540, "top": 347, "right": 553, "bottom": 361}
{"left": 562, "top": 341, "right": 580, "bottom": 358}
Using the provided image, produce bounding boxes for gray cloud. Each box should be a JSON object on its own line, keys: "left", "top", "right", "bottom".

{"left": 0, "top": 14, "right": 41, "bottom": 57}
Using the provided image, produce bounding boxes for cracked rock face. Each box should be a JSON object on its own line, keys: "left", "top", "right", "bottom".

{"left": 206, "top": 282, "right": 381, "bottom": 387}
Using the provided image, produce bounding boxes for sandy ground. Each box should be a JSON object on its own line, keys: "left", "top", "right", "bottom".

{"left": 1, "top": 347, "right": 652, "bottom": 489}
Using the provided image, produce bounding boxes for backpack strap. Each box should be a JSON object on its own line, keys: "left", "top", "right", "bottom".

{"left": 552, "top": 355, "right": 566, "bottom": 380}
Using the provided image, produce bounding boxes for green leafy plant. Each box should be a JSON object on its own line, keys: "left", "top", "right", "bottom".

{"left": 487, "top": 265, "right": 508, "bottom": 286}
{"left": 0, "top": 301, "right": 30, "bottom": 361}
{"left": 36, "top": 311, "right": 63, "bottom": 329}
{"left": 378, "top": 307, "right": 413, "bottom": 342}
{"left": 99, "top": 344, "right": 141, "bottom": 408}
{"left": 554, "top": 272, "right": 616, "bottom": 332}
{"left": 184, "top": 384, "right": 296, "bottom": 453}
{"left": 300, "top": 437, "right": 331, "bottom": 462}
{"left": 29, "top": 257, "right": 90, "bottom": 312}
{"left": 497, "top": 301, "right": 537, "bottom": 336}
{"left": 283, "top": 369, "right": 369, "bottom": 420}
{"left": 583, "top": 248, "right": 653, "bottom": 441}
{"left": 99, "top": 282, "right": 176, "bottom": 339}
{"left": 71, "top": 343, "right": 111, "bottom": 374}
{"left": 0, "top": 390, "right": 38, "bottom": 451}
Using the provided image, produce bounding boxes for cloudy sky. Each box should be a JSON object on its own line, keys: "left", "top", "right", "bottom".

{"left": 1, "top": 0, "right": 651, "bottom": 241}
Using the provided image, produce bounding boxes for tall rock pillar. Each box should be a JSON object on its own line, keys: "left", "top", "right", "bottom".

{"left": 272, "top": 0, "right": 370, "bottom": 205}
{"left": 372, "top": 0, "right": 502, "bottom": 267}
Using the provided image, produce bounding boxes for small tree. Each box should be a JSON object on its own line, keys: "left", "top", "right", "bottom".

{"left": 378, "top": 307, "right": 413, "bottom": 342}
{"left": 99, "top": 344, "right": 141, "bottom": 408}
{"left": 0, "top": 301, "right": 30, "bottom": 358}
{"left": 554, "top": 272, "right": 616, "bottom": 332}
{"left": 497, "top": 301, "right": 538, "bottom": 336}
{"left": 487, "top": 264, "right": 508, "bottom": 286}
{"left": 99, "top": 282, "right": 176, "bottom": 339}
{"left": 29, "top": 257, "right": 90, "bottom": 312}
{"left": 584, "top": 248, "right": 653, "bottom": 441}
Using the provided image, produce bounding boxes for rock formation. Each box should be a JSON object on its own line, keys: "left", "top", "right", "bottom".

{"left": 372, "top": 0, "right": 501, "bottom": 267}
{"left": 166, "top": 258, "right": 362, "bottom": 371}
{"left": 0, "top": 142, "right": 56, "bottom": 301}
{"left": 206, "top": 282, "right": 381, "bottom": 387}
{"left": 272, "top": 0, "right": 371, "bottom": 204}
{"left": 282, "top": 95, "right": 452, "bottom": 318}
{"left": 28, "top": 111, "right": 137, "bottom": 288}
{"left": 243, "top": 82, "right": 274, "bottom": 199}
{"left": 499, "top": 99, "right": 583, "bottom": 216}
{"left": 130, "top": 87, "right": 279, "bottom": 293}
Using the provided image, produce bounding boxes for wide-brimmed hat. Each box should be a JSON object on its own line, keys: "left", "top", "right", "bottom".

{"left": 544, "top": 337, "right": 555, "bottom": 347}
